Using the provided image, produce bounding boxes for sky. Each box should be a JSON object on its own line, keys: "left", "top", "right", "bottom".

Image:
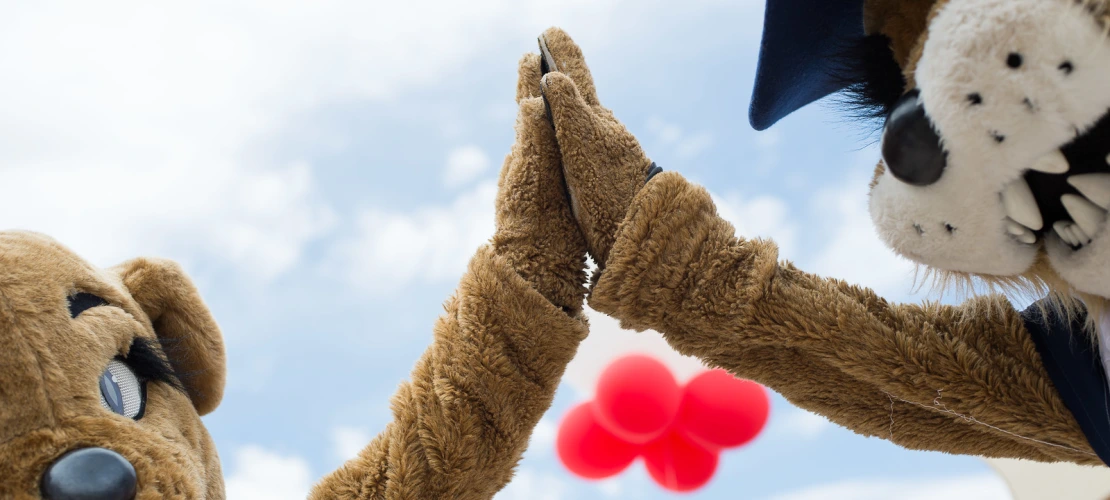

{"left": 0, "top": 1, "right": 1020, "bottom": 498}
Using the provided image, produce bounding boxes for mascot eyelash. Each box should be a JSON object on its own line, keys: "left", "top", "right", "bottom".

{"left": 126, "top": 337, "right": 186, "bottom": 393}
{"left": 826, "top": 34, "right": 906, "bottom": 131}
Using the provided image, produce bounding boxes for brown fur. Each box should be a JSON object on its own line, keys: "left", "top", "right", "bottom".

{"left": 2, "top": 46, "right": 590, "bottom": 499}
{"left": 310, "top": 246, "right": 588, "bottom": 499}
{"left": 540, "top": 28, "right": 654, "bottom": 267}
{"left": 864, "top": 0, "right": 937, "bottom": 68}
{"left": 311, "top": 54, "right": 591, "bottom": 498}
{"left": 864, "top": 0, "right": 1110, "bottom": 329}
{"left": 587, "top": 172, "right": 1097, "bottom": 464}
{"left": 542, "top": 27, "right": 1102, "bottom": 465}
{"left": 0, "top": 231, "right": 225, "bottom": 498}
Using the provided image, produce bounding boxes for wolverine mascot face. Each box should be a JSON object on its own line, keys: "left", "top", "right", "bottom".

{"left": 753, "top": 0, "right": 1110, "bottom": 302}
{"left": 0, "top": 231, "right": 226, "bottom": 499}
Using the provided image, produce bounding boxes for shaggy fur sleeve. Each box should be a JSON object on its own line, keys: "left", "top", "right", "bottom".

{"left": 309, "top": 245, "right": 588, "bottom": 499}
{"left": 587, "top": 171, "right": 1099, "bottom": 465}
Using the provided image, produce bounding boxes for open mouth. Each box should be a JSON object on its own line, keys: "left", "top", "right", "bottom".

{"left": 1001, "top": 110, "right": 1110, "bottom": 249}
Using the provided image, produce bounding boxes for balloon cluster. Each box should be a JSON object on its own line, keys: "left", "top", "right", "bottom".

{"left": 557, "top": 355, "right": 770, "bottom": 492}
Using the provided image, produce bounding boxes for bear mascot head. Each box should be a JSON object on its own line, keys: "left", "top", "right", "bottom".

{"left": 0, "top": 231, "right": 225, "bottom": 499}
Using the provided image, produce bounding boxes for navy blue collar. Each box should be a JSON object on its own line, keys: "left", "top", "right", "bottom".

{"left": 1023, "top": 301, "right": 1110, "bottom": 465}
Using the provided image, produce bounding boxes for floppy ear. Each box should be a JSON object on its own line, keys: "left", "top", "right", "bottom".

{"left": 111, "top": 258, "right": 226, "bottom": 416}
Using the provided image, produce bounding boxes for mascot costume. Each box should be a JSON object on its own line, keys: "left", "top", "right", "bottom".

{"left": 0, "top": 46, "right": 590, "bottom": 499}
{"left": 536, "top": 0, "right": 1110, "bottom": 468}
{"left": 7, "top": 0, "right": 1110, "bottom": 498}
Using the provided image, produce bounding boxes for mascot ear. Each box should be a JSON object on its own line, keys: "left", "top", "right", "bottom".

{"left": 111, "top": 258, "right": 226, "bottom": 416}
{"left": 748, "top": 0, "right": 866, "bottom": 130}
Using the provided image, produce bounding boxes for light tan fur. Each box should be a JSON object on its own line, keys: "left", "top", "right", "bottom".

{"left": 867, "top": 0, "right": 1110, "bottom": 332}
{"left": 1, "top": 41, "right": 593, "bottom": 499}
{"left": 539, "top": 25, "right": 1106, "bottom": 465}
{"left": 310, "top": 51, "right": 592, "bottom": 498}
{"left": 0, "top": 231, "right": 226, "bottom": 499}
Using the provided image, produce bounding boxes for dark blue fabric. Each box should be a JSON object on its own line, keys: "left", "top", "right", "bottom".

{"left": 748, "top": 0, "right": 865, "bottom": 130}
{"left": 1023, "top": 301, "right": 1110, "bottom": 465}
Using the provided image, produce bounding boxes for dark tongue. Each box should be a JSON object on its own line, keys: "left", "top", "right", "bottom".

{"left": 1025, "top": 111, "right": 1110, "bottom": 235}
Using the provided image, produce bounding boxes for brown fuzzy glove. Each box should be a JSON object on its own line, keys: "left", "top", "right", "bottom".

{"left": 538, "top": 27, "right": 658, "bottom": 268}
{"left": 491, "top": 51, "right": 590, "bottom": 316}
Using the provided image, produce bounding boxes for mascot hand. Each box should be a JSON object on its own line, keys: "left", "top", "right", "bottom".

{"left": 491, "top": 52, "right": 589, "bottom": 316}
{"left": 538, "top": 28, "right": 658, "bottom": 268}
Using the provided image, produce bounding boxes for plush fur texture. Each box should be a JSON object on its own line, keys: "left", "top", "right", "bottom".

{"left": 589, "top": 172, "right": 1096, "bottom": 464}
{"left": 2, "top": 43, "right": 591, "bottom": 499}
{"left": 870, "top": 0, "right": 1110, "bottom": 279}
{"left": 539, "top": 28, "right": 654, "bottom": 268}
{"left": 310, "top": 246, "right": 588, "bottom": 499}
{"left": 863, "top": 0, "right": 936, "bottom": 69}
{"left": 540, "top": 25, "right": 1106, "bottom": 465}
{"left": 0, "top": 231, "right": 225, "bottom": 499}
{"left": 311, "top": 54, "right": 591, "bottom": 498}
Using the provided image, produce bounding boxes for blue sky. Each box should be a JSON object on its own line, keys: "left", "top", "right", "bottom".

{"left": 0, "top": 1, "right": 1018, "bottom": 498}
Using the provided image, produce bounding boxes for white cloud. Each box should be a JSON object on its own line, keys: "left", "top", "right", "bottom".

{"left": 777, "top": 409, "right": 832, "bottom": 440}
{"left": 444, "top": 145, "right": 493, "bottom": 188}
{"left": 0, "top": 159, "right": 334, "bottom": 280}
{"left": 495, "top": 467, "right": 569, "bottom": 500}
{"left": 2, "top": 0, "right": 719, "bottom": 279}
{"left": 766, "top": 474, "right": 1011, "bottom": 500}
{"left": 752, "top": 128, "right": 783, "bottom": 175}
{"left": 331, "top": 426, "right": 374, "bottom": 464}
{"left": 528, "top": 418, "right": 558, "bottom": 457}
{"left": 224, "top": 445, "right": 314, "bottom": 500}
{"left": 330, "top": 180, "right": 496, "bottom": 292}
{"left": 807, "top": 157, "right": 918, "bottom": 300}
{"left": 596, "top": 478, "right": 623, "bottom": 497}
{"left": 564, "top": 307, "right": 709, "bottom": 397}
{"left": 646, "top": 116, "right": 715, "bottom": 160}
{"left": 712, "top": 191, "right": 798, "bottom": 260}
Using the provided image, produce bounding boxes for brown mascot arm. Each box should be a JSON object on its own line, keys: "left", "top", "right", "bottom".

{"left": 535, "top": 26, "right": 1097, "bottom": 466}
{"left": 310, "top": 246, "right": 586, "bottom": 500}
{"left": 586, "top": 171, "right": 1099, "bottom": 465}
{"left": 310, "top": 54, "right": 589, "bottom": 499}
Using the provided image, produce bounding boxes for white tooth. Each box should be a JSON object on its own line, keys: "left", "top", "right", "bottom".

{"left": 1030, "top": 150, "right": 1069, "bottom": 173}
{"left": 1001, "top": 179, "right": 1043, "bottom": 230}
{"left": 1065, "top": 223, "right": 1087, "bottom": 245}
{"left": 1006, "top": 219, "right": 1037, "bottom": 243}
{"left": 1006, "top": 219, "right": 1029, "bottom": 235}
{"left": 1055, "top": 221, "right": 1079, "bottom": 246}
{"left": 1067, "top": 173, "right": 1110, "bottom": 209}
{"left": 1071, "top": 224, "right": 1092, "bottom": 244}
{"left": 1061, "top": 193, "right": 1107, "bottom": 238}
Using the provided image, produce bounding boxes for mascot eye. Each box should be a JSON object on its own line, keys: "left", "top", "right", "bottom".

{"left": 98, "top": 359, "right": 146, "bottom": 419}
{"left": 69, "top": 292, "right": 109, "bottom": 318}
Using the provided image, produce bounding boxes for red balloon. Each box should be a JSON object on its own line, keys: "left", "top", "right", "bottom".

{"left": 642, "top": 431, "right": 719, "bottom": 492}
{"left": 556, "top": 402, "right": 640, "bottom": 479}
{"left": 594, "top": 355, "right": 681, "bottom": 444}
{"left": 677, "top": 369, "right": 770, "bottom": 450}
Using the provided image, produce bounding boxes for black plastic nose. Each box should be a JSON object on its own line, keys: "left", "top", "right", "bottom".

{"left": 42, "top": 448, "right": 137, "bottom": 500}
{"left": 881, "top": 90, "right": 947, "bottom": 186}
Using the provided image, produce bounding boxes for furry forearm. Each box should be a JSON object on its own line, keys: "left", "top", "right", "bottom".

{"left": 311, "top": 246, "right": 588, "bottom": 499}
{"left": 589, "top": 171, "right": 1096, "bottom": 464}
{"left": 489, "top": 234, "right": 587, "bottom": 315}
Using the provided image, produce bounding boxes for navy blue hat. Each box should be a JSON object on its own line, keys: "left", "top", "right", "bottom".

{"left": 748, "top": 0, "right": 865, "bottom": 130}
